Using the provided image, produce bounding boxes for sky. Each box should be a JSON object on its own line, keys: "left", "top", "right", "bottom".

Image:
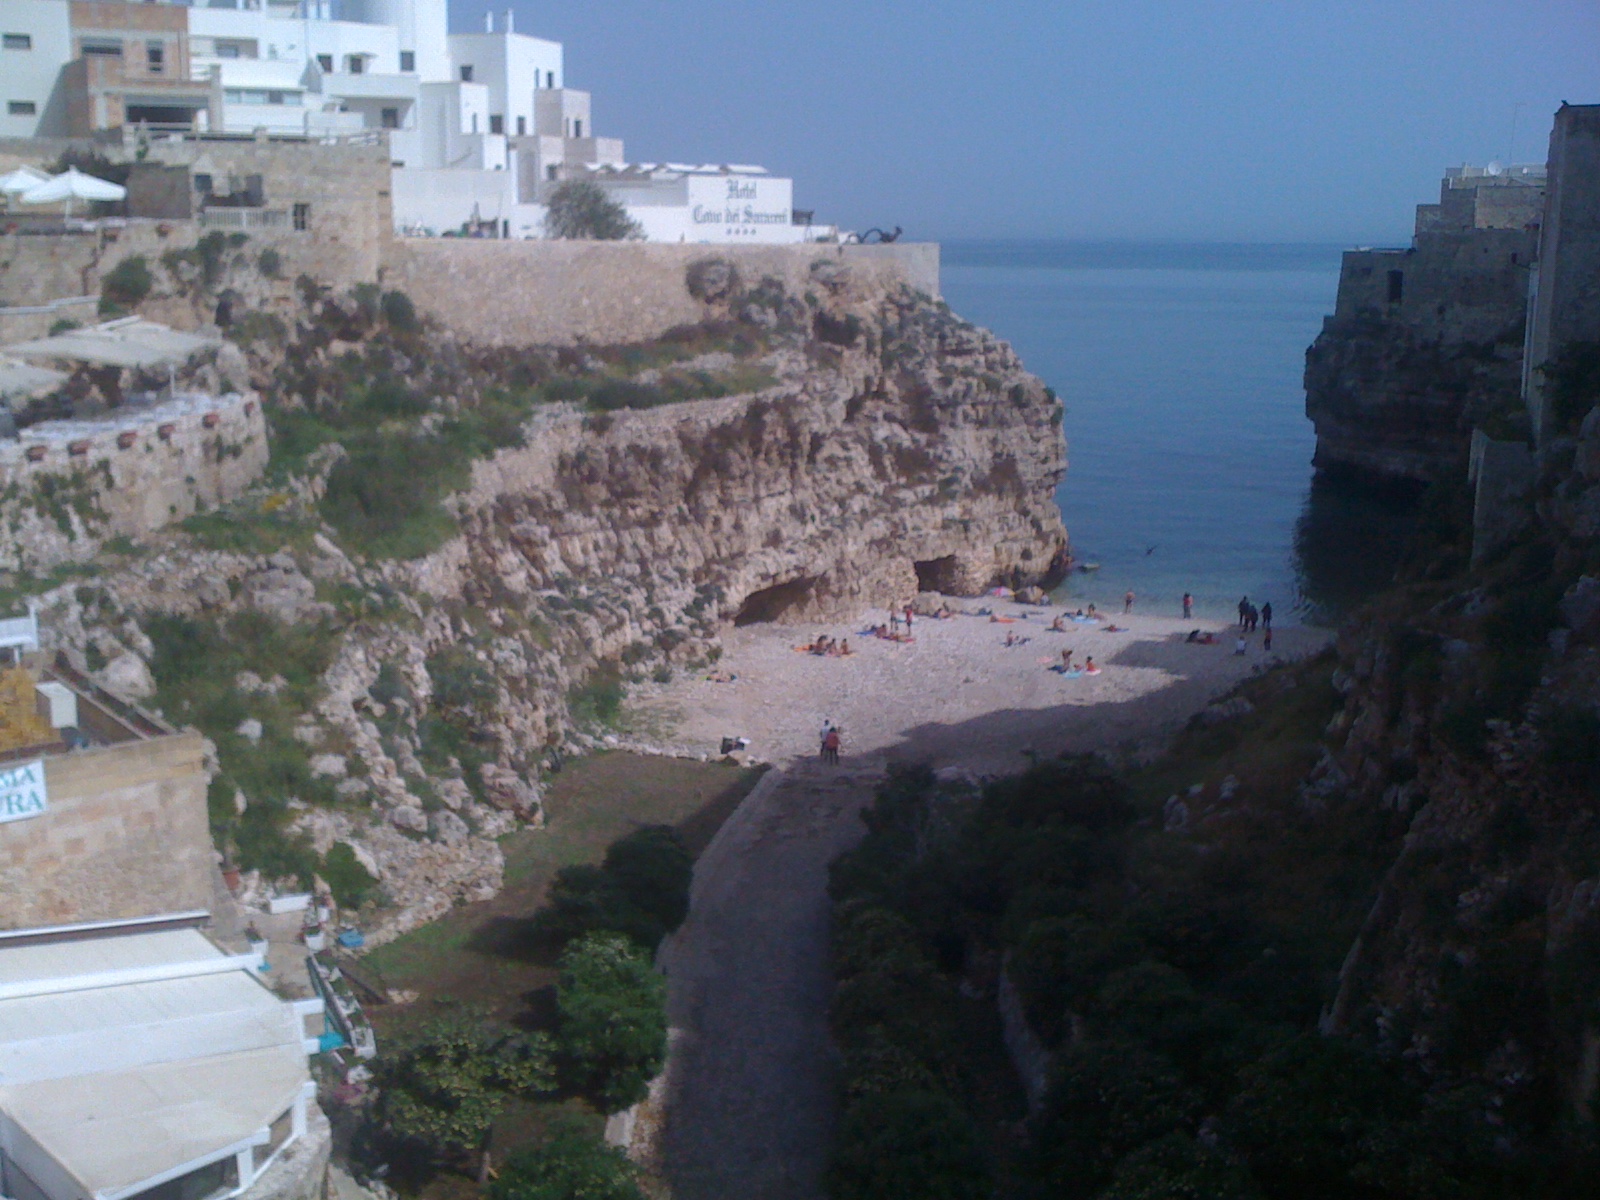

{"left": 449, "top": 0, "right": 1599, "bottom": 243}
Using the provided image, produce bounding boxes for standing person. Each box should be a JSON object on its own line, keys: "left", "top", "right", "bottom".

{"left": 1237, "top": 596, "right": 1250, "bottom": 629}
{"left": 1182, "top": 592, "right": 1193, "bottom": 619}
{"left": 1061, "top": 648, "right": 1073, "bottom": 671}
{"left": 823, "top": 725, "right": 841, "bottom": 765}
{"left": 1261, "top": 601, "right": 1273, "bottom": 632}
{"left": 1124, "top": 590, "right": 1135, "bottom": 614}
{"left": 904, "top": 606, "right": 914, "bottom": 635}
{"left": 889, "top": 608, "right": 900, "bottom": 636}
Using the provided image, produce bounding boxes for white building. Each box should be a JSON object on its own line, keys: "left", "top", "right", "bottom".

{"left": 0, "top": 914, "right": 326, "bottom": 1200}
{"left": 0, "top": 0, "right": 823, "bottom": 241}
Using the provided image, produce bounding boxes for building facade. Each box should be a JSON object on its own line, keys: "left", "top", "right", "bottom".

{"left": 0, "top": 0, "right": 819, "bottom": 240}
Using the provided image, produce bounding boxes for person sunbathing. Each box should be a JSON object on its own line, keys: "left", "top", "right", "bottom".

{"left": 1004, "top": 631, "right": 1016, "bottom": 647}
{"left": 1050, "top": 615, "right": 1066, "bottom": 632}
{"left": 838, "top": 639, "right": 853, "bottom": 656}
{"left": 1086, "top": 604, "right": 1099, "bottom": 619}
{"left": 1084, "top": 656, "right": 1101, "bottom": 675}
{"left": 1103, "top": 623, "right": 1124, "bottom": 633}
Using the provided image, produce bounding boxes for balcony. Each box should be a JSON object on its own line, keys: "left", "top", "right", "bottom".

{"left": 320, "top": 72, "right": 419, "bottom": 102}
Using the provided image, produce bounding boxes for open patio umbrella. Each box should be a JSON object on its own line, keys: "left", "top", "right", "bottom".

{"left": 19, "top": 167, "right": 127, "bottom": 217}
{"left": 0, "top": 166, "right": 50, "bottom": 210}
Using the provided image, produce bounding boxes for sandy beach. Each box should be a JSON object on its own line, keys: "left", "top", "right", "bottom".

{"left": 638, "top": 598, "right": 1331, "bottom": 775}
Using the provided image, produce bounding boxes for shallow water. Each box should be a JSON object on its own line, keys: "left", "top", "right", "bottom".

{"left": 942, "top": 241, "right": 1413, "bottom": 625}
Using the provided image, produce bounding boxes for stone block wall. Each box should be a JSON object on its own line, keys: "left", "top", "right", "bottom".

{"left": 379, "top": 240, "right": 941, "bottom": 346}
{"left": 0, "top": 389, "right": 268, "bottom": 571}
{"left": 0, "top": 729, "right": 212, "bottom": 930}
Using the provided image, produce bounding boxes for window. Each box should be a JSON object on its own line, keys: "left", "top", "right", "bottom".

{"left": 489, "top": 114, "right": 503, "bottom": 134}
{"left": 292, "top": 202, "right": 310, "bottom": 231}
{"left": 399, "top": 50, "right": 414, "bottom": 72}
{"left": 459, "top": 65, "right": 473, "bottom": 82}
{"left": 81, "top": 38, "right": 121, "bottom": 56}
{"left": 546, "top": 164, "right": 557, "bottom": 181}
{"left": 545, "top": 71, "right": 553, "bottom": 88}
{"left": 193, "top": 173, "right": 213, "bottom": 194}
{"left": 573, "top": 118, "right": 582, "bottom": 137}
{"left": 1386, "top": 269, "right": 1404, "bottom": 303}
{"left": 146, "top": 40, "right": 165, "bottom": 72}
{"left": 345, "top": 54, "right": 364, "bottom": 74}
{"left": 470, "top": 112, "right": 478, "bottom": 133}
{"left": 266, "top": 90, "right": 284, "bottom": 104}
{"left": 381, "top": 106, "right": 399, "bottom": 129}
{"left": 3, "top": 33, "right": 33, "bottom": 50}
{"left": 7, "top": 100, "right": 37, "bottom": 115}
{"left": 516, "top": 115, "right": 525, "bottom": 135}
{"left": 124, "top": 1153, "right": 237, "bottom": 1200}
{"left": 315, "top": 53, "right": 332, "bottom": 72}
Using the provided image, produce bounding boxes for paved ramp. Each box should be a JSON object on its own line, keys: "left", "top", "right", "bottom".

{"left": 657, "top": 758, "right": 883, "bottom": 1200}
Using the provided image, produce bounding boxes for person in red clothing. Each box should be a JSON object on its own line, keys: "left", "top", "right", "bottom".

{"left": 823, "top": 726, "right": 842, "bottom": 765}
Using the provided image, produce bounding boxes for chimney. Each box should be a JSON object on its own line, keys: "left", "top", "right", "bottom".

{"left": 505, "top": 8, "right": 514, "bottom": 32}
{"left": 485, "top": 11, "right": 494, "bottom": 31}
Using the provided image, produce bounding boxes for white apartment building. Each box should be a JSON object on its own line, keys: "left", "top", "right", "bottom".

{"left": 0, "top": 0, "right": 820, "bottom": 241}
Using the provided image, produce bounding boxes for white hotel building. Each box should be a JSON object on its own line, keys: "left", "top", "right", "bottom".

{"left": 0, "top": 0, "right": 823, "bottom": 242}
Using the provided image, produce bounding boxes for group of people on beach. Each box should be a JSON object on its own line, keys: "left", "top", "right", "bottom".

{"left": 1237, "top": 596, "right": 1272, "bottom": 633}
{"left": 803, "top": 635, "right": 852, "bottom": 657}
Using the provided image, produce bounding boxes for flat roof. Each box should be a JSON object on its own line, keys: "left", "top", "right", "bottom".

{"left": 0, "top": 925, "right": 313, "bottom": 1197}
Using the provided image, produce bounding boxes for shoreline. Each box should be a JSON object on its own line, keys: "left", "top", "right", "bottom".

{"left": 634, "top": 596, "right": 1332, "bottom": 776}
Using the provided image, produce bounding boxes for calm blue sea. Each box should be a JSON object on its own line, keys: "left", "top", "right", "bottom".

{"left": 941, "top": 241, "right": 1414, "bottom": 626}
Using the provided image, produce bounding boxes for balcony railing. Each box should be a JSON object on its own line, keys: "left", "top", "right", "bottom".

{"left": 198, "top": 207, "right": 288, "bottom": 230}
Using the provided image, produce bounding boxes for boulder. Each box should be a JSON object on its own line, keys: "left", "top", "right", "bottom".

{"left": 241, "top": 562, "right": 316, "bottom": 623}
{"left": 389, "top": 805, "right": 428, "bottom": 834}
{"left": 99, "top": 652, "right": 155, "bottom": 701}
{"left": 236, "top": 717, "right": 263, "bottom": 744}
{"left": 429, "top": 810, "right": 470, "bottom": 846}
{"left": 310, "top": 753, "right": 348, "bottom": 779}
{"left": 479, "top": 763, "right": 543, "bottom": 824}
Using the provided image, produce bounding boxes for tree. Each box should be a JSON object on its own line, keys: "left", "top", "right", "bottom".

{"left": 490, "top": 1121, "right": 645, "bottom": 1200}
{"left": 377, "top": 1009, "right": 556, "bottom": 1180}
{"left": 556, "top": 932, "right": 667, "bottom": 1113}
{"left": 545, "top": 181, "right": 641, "bottom": 241}
{"left": 828, "top": 1089, "right": 991, "bottom": 1200}
{"left": 533, "top": 827, "right": 693, "bottom": 952}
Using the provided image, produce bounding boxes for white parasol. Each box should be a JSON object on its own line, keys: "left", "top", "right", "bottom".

{"left": 19, "top": 167, "right": 127, "bottom": 217}
{"left": 0, "top": 166, "right": 50, "bottom": 197}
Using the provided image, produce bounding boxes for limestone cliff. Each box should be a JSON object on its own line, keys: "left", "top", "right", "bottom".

{"left": 23, "top": 261, "right": 1067, "bottom": 943}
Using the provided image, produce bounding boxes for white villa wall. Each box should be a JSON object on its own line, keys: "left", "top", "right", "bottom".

{"left": 447, "top": 31, "right": 562, "bottom": 139}
{"left": 391, "top": 165, "right": 517, "bottom": 234}
{"left": 0, "top": 1, "right": 73, "bottom": 140}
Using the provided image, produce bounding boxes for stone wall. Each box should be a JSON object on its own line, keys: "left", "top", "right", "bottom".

{"left": 0, "top": 388, "right": 268, "bottom": 571}
{"left": 1525, "top": 104, "right": 1600, "bottom": 445}
{"left": 0, "top": 295, "right": 97, "bottom": 343}
{"left": 380, "top": 240, "right": 941, "bottom": 346}
{"left": 0, "top": 729, "right": 213, "bottom": 930}
{"left": 1305, "top": 226, "right": 1538, "bottom": 483}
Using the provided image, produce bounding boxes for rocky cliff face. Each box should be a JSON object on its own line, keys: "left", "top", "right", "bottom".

{"left": 26, "top": 264, "right": 1067, "bottom": 943}
{"left": 1305, "top": 231, "right": 1536, "bottom": 486}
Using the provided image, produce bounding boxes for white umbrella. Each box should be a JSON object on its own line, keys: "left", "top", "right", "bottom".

{"left": 19, "top": 167, "right": 127, "bottom": 217}
{"left": 0, "top": 166, "right": 50, "bottom": 197}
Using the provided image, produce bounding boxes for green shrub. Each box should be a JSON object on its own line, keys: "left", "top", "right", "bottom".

{"left": 490, "top": 1122, "right": 645, "bottom": 1200}
{"left": 48, "top": 318, "right": 80, "bottom": 336}
{"left": 555, "top": 932, "right": 667, "bottom": 1113}
{"left": 534, "top": 827, "right": 692, "bottom": 952}
{"left": 256, "top": 247, "right": 282, "bottom": 278}
{"left": 544, "top": 181, "right": 642, "bottom": 241}
{"left": 380, "top": 289, "right": 419, "bottom": 331}
{"left": 828, "top": 1089, "right": 990, "bottom": 1200}
{"left": 100, "top": 256, "right": 153, "bottom": 313}
{"left": 1099, "top": 1132, "right": 1263, "bottom": 1200}
{"left": 568, "top": 665, "right": 624, "bottom": 727}
{"left": 322, "top": 841, "right": 378, "bottom": 908}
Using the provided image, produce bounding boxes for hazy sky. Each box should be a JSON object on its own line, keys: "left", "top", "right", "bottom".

{"left": 452, "top": 0, "right": 1598, "bottom": 243}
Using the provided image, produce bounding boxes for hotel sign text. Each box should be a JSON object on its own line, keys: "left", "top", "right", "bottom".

{"left": 0, "top": 760, "right": 47, "bottom": 824}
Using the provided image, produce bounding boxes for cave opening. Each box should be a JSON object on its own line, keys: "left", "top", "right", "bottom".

{"left": 914, "top": 555, "right": 961, "bottom": 594}
{"left": 734, "top": 577, "right": 818, "bottom": 625}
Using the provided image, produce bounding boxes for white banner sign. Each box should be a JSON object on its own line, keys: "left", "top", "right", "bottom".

{"left": 0, "top": 760, "right": 47, "bottom": 824}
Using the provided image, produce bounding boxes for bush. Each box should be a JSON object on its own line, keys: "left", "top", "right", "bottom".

{"left": 545, "top": 181, "right": 642, "bottom": 241}
{"left": 1099, "top": 1132, "right": 1263, "bottom": 1200}
{"left": 555, "top": 932, "right": 667, "bottom": 1113}
{"left": 322, "top": 841, "right": 378, "bottom": 908}
{"left": 534, "top": 827, "right": 692, "bottom": 952}
{"left": 490, "top": 1122, "right": 645, "bottom": 1200}
{"left": 48, "top": 318, "right": 80, "bottom": 336}
{"left": 257, "top": 247, "right": 282, "bottom": 278}
{"left": 381, "top": 289, "right": 419, "bottom": 331}
{"left": 602, "top": 826, "right": 692, "bottom": 938}
{"left": 100, "top": 256, "right": 152, "bottom": 314}
{"left": 828, "top": 1089, "right": 990, "bottom": 1200}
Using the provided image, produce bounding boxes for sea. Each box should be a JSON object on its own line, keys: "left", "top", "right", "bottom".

{"left": 940, "top": 241, "right": 1419, "bottom": 627}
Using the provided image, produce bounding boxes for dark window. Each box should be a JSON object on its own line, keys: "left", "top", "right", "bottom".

{"left": 82, "top": 38, "right": 121, "bottom": 56}
{"left": 146, "top": 40, "right": 165, "bottom": 72}
{"left": 489, "top": 114, "right": 503, "bottom": 134}
{"left": 545, "top": 71, "right": 553, "bottom": 88}
{"left": 193, "top": 173, "right": 213, "bottom": 194}
{"left": 381, "top": 106, "right": 399, "bottom": 129}
{"left": 124, "top": 1153, "right": 237, "bottom": 1200}
{"left": 216, "top": 43, "right": 239, "bottom": 58}
{"left": 346, "top": 54, "right": 364, "bottom": 74}
{"left": 1386, "top": 269, "right": 1404, "bottom": 303}
{"left": 316, "top": 53, "right": 332, "bottom": 72}
{"left": 516, "top": 115, "right": 525, "bottom": 135}
{"left": 399, "top": 50, "right": 414, "bottom": 71}
{"left": 292, "top": 202, "right": 309, "bottom": 231}
{"left": 3, "top": 33, "right": 33, "bottom": 50}
{"left": 546, "top": 164, "right": 557, "bottom": 181}
{"left": 7, "top": 100, "right": 37, "bottom": 115}
{"left": 573, "top": 118, "right": 582, "bottom": 137}
{"left": 459, "top": 64, "right": 473, "bottom": 82}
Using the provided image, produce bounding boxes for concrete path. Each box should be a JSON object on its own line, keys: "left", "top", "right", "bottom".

{"left": 656, "top": 757, "right": 884, "bottom": 1200}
